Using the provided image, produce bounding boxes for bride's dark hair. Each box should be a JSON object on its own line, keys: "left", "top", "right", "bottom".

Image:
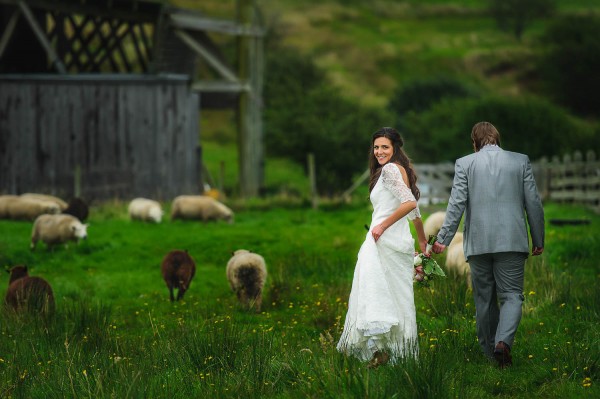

{"left": 368, "top": 127, "right": 420, "bottom": 200}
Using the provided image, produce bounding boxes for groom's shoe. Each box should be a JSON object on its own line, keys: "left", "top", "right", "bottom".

{"left": 494, "top": 341, "right": 512, "bottom": 368}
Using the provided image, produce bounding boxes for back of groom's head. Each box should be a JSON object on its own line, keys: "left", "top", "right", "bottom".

{"left": 471, "top": 121, "right": 500, "bottom": 151}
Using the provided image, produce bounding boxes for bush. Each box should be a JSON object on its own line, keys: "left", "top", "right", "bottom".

{"left": 538, "top": 15, "right": 600, "bottom": 117}
{"left": 403, "top": 95, "right": 595, "bottom": 163}
{"left": 264, "top": 47, "right": 391, "bottom": 195}
{"left": 388, "top": 76, "right": 478, "bottom": 132}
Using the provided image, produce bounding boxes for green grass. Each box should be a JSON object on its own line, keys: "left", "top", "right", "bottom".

{"left": 0, "top": 201, "right": 598, "bottom": 397}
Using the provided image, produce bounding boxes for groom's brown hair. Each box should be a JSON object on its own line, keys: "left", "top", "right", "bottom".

{"left": 471, "top": 121, "right": 500, "bottom": 151}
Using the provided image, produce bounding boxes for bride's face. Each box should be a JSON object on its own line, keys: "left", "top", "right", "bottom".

{"left": 373, "top": 137, "right": 393, "bottom": 166}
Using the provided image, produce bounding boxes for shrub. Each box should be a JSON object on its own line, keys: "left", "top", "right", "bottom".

{"left": 538, "top": 15, "right": 600, "bottom": 117}
{"left": 403, "top": 95, "right": 595, "bottom": 163}
{"left": 264, "top": 47, "right": 390, "bottom": 195}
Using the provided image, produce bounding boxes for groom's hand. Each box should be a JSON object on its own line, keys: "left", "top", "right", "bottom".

{"left": 432, "top": 242, "right": 446, "bottom": 254}
{"left": 532, "top": 246, "right": 544, "bottom": 256}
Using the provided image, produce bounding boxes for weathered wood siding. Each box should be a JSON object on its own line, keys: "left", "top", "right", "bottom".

{"left": 0, "top": 74, "right": 200, "bottom": 201}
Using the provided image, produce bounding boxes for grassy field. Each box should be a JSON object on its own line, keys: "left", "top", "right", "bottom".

{"left": 0, "top": 200, "right": 598, "bottom": 398}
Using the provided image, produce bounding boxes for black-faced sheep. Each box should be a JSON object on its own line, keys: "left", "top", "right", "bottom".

{"left": 226, "top": 249, "right": 267, "bottom": 313}
{"left": 445, "top": 232, "right": 472, "bottom": 289}
{"left": 31, "top": 214, "right": 88, "bottom": 251}
{"left": 0, "top": 195, "right": 60, "bottom": 221}
{"left": 171, "top": 195, "right": 233, "bottom": 223}
{"left": 161, "top": 250, "right": 196, "bottom": 302}
{"left": 128, "top": 198, "right": 163, "bottom": 223}
{"left": 5, "top": 265, "right": 55, "bottom": 314}
{"left": 20, "top": 193, "right": 68, "bottom": 211}
{"left": 62, "top": 197, "right": 89, "bottom": 222}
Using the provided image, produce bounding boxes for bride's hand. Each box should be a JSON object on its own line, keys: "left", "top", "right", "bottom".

{"left": 371, "top": 224, "right": 386, "bottom": 242}
{"left": 419, "top": 240, "right": 427, "bottom": 254}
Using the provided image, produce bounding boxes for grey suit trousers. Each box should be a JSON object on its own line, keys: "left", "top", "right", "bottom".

{"left": 468, "top": 251, "right": 527, "bottom": 358}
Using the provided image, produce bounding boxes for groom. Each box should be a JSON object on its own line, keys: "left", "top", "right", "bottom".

{"left": 432, "top": 121, "right": 545, "bottom": 368}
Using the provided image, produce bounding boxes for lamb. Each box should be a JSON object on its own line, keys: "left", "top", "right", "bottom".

{"left": 445, "top": 232, "right": 472, "bottom": 289}
{"left": 31, "top": 214, "right": 88, "bottom": 251}
{"left": 161, "top": 250, "right": 196, "bottom": 302}
{"left": 5, "top": 265, "right": 55, "bottom": 314}
{"left": 0, "top": 195, "right": 61, "bottom": 220}
{"left": 171, "top": 195, "right": 233, "bottom": 223}
{"left": 62, "top": 197, "right": 89, "bottom": 222}
{"left": 128, "top": 198, "right": 163, "bottom": 223}
{"left": 20, "top": 193, "right": 68, "bottom": 211}
{"left": 226, "top": 249, "right": 267, "bottom": 313}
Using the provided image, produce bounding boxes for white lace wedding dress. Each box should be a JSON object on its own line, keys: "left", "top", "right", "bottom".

{"left": 337, "top": 162, "right": 420, "bottom": 363}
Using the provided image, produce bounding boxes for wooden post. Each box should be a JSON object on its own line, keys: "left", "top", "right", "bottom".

{"left": 308, "top": 153, "right": 318, "bottom": 209}
{"left": 74, "top": 164, "right": 81, "bottom": 198}
{"left": 236, "top": 0, "right": 264, "bottom": 198}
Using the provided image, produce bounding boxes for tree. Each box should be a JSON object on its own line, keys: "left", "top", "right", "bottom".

{"left": 488, "top": 0, "right": 556, "bottom": 40}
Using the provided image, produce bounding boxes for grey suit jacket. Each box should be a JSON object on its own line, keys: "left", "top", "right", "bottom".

{"left": 437, "top": 145, "right": 545, "bottom": 260}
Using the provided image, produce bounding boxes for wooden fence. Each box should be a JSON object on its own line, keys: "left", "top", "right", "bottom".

{"left": 415, "top": 151, "right": 600, "bottom": 213}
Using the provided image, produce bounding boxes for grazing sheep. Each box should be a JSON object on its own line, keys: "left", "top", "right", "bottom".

{"left": 63, "top": 197, "right": 89, "bottom": 222}
{"left": 21, "top": 193, "right": 68, "bottom": 211}
{"left": 226, "top": 249, "right": 267, "bottom": 312}
{"left": 445, "top": 232, "right": 472, "bottom": 289}
{"left": 171, "top": 195, "right": 233, "bottom": 223}
{"left": 5, "top": 265, "right": 55, "bottom": 314}
{"left": 31, "top": 214, "right": 88, "bottom": 251}
{"left": 161, "top": 250, "right": 196, "bottom": 302}
{"left": 0, "top": 196, "right": 60, "bottom": 220}
{"left": 128, "top": 198, "right": 163, "bottom": 223}
{"left": 424, "top": 211, "right": 446, "bottom": 238}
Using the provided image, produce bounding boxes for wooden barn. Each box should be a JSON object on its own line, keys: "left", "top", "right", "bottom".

{"left": 0, "top": 0, "right": 264, "bottom": 200}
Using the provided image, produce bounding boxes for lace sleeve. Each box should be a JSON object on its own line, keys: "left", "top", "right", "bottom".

{"left": 381, "top": 163, "right": 421, "bottom": 220}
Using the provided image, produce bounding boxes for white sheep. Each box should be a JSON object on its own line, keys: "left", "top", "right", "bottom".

{"left": 171, "top": 195, "right": 233, "bottom": 223}
{"left": 226, "top": 249, "right": 267, "bottom": 312}
{"left": 424, "top": 211, "right": 446, "bottom": 238}
{"left": 445, "top": 232, "right": 472, "bottom": 289}
{"left": 20, "top": 193, "right": 68, "bottom": 211}
{"left": 0, "top": 196, "right": 60, "bottom": 221}
{"left": 128, "top": 198, "right": 163, "bottom": 223}
{"left": 31, "top": 214, "right": 88, "bottom": 250}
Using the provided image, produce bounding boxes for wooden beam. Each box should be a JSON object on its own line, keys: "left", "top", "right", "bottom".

{"left": 191, "top": 81, "right": 250, "bottom": 93}
{"left": 170, "top": 12, "right": 264, "bottom": 37}
{"left": 174, "top": 28, "right": 238, "bottom": 82}
{"left": 17, "top": 0, "right": 67, "bottom": 73}
{"left": 0, "top": 6, "right": 19, "bottom": 60}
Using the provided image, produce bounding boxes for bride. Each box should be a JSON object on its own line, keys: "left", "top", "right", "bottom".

{"left": 337, "top": 127, "right": 427, "bottom": 368}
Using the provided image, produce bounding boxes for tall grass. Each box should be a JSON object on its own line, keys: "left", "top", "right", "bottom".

{"left": 0, "top": 202, "right": 598, "bottom": 397}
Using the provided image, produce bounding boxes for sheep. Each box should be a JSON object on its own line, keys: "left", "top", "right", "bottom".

{"left": 62, "top": 197, "right": 89, "bottom": 222}
{"left": 445, "top": 232, "right": 472, "bottom": 289}
{"left": 5, "top": 265, "right": 55, "bottom": 315}
{"left": 20, "top": 193, "right": 68, "bottom": 211}
{"left": 128, "top": 198, "right": 163, "bottom": 223}
{"left": 31, "top": 214, "right": 88, "bottom": 251}
{"left": 0, "top": 196, "right": 61, "bottom": 220}
{"left": 226, "top": 249, "right": 267, "bottom": 313}
{"left": 171, "top": 195, "right": 233, "bottom": 223}
{"left": 424, "top": 211, "right": 447, "bottom": 239}
{"left": 161, "top": 250, "right": 196, "bottom": 302}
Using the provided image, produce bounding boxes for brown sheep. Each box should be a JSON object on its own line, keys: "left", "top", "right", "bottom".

{"left": 161, "top": 250, "right": 196, "bottom": 302}
{"left": 62, "top": 197, "right": 89, "bottom": 222}
{"left": 5, "top": 265, "right": 55, "bottom": 314}
{"left": 226, "top": 249, "right": 267, "bottom": 313}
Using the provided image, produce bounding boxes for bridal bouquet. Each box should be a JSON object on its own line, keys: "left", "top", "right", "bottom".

{"left": 413, "top": 235, "right": 446, "bottom": 288}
